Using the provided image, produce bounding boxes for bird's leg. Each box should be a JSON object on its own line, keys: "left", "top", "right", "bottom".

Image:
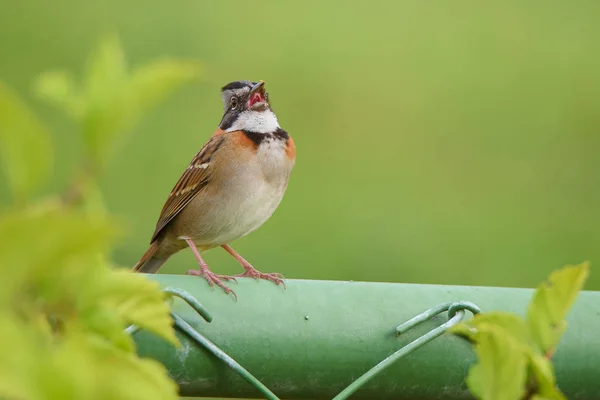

{"left": 184, "top": 239, "right": 237, "bottom": 299}
{"left": 221, "top": 244, "right": 286, "bottom": 288}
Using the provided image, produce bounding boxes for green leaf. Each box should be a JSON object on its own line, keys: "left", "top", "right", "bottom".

{"left": 0, "top": 315, "right": 38, "bottom": 399}
{"left": 79, "top": 180, "right": 109, "bottom": 218}
{"left": 84, "top": 33, "right": 128, "bottom": 104}
{"left": 88, "top": 337, "right": 178, "bottom": 400}
{"left": 33, "top": 71, "right": 83, "bottom": 118}
{"left": 81, "top": 306, "right": 135, "bottom": 352}
{"left": 465, "top": 364, "right": 485, "bottom": 399}
{"left": 0, "top": 81, "right": 53, "bottom": 203}
{"left": 466, "top": 324, "right": 527, "bottom": 400}
{"left": 448, "top": 322, "right": 478, "bottom": 341}
{"left": 527, "top": 262, "right": 589, "bottom": 355}
{"left": 78, "top": 35, "right": 200, "bottom": 166}
{"left": 528, "top": 353, "right": 566, "bottom": 400}
{"left": 129, "top": 59, "right": 200, "bottom": 112}
{"left": 88, "top": 269, "right": 179, "bottom": 347}
{"left": 34, "top": 35, "right": 200, "bottom": 168}
{"left": 34, "top": 331, "right": 178, "bottom": 400}
{"left": 81, "top": 34, "right": 131, "bottom": 163}
{"left": 0, "top": 207, "right": 116, "bottom": 304}
{"left": 450, "top": 312, "right": 530, "bottom": 346}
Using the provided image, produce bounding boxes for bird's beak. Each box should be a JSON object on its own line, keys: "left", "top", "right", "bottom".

{"left": 250, "top": 80, "right": 265, "bottom": 96}
{"left": 248, "top": 80, "right": 267, "bottom": 110}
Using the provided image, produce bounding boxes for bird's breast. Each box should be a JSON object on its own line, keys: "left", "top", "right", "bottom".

{"left": 255, "top": 135, "right": 295, "bottom": 184}
{"left": 182, "top": 133, "right": 294, "bottom": 247}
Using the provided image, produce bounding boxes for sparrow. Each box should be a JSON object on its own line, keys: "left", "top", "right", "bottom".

{"left": 133, "top": 80, "right": 295, "bottom": 299}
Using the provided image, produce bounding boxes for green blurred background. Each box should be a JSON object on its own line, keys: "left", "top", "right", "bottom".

{"left": 1, "top": 0, "right": 599, "bottom": 290}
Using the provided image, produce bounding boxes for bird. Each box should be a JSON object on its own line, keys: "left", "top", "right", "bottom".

{"left": 133, "top": 80, "right": 295, "bottom": 299}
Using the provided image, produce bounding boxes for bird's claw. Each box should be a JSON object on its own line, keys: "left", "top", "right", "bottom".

{"left": 186, "top": 269, "right": 238, "bottom": 300}
{"left": 235, "top": 269, "right": 286, "bottom": 288}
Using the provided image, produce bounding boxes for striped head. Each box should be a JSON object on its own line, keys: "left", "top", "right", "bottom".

{"left": 218, "top": 80, "right": 280, "bottom": 134}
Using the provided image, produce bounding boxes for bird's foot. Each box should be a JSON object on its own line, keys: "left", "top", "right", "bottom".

{"left": 235, "top": 267, "right": 286, "bottom": 288}
{"left": 186, "top": 269, "right": 238, "bottom": 300}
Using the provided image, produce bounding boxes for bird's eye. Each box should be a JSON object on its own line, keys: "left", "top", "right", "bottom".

{"left": 230, "top": 96, "right": 238, "bottom": 110}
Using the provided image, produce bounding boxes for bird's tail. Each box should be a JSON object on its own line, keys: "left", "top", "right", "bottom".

{"left": 132, "top": 241, "right": 167, "bottom": 273}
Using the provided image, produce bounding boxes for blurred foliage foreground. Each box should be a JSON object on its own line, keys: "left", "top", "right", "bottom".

{"left": 0, "top": 35, "right": 200, "bottom": 399}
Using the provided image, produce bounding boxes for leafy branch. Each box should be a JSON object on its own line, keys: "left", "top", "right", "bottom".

{"left": 451, "top": 263, "right": 589, "bottom": 400}
{"left": 0, "top": 34, "right": 201, "bottom": 399}
{"left": 33, "top": 33, "right": 200, "bottom": 206}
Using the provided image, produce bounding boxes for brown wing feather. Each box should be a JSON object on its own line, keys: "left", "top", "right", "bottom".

{"left": 150, "top": 133, "right": 226, "bottom": 242}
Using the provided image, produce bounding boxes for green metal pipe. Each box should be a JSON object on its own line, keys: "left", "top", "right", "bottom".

{"left": 135, "top": 276, "right": 600, "bottom": 399}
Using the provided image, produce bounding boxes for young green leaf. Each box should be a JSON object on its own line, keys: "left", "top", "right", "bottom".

{"left": 83, "top": 36, "right": 200, "bottom": 165}
{"left": 448, "top": 322, "right": 478, "bottom": 341}
{"left": 0, "top": 315, "right": 39, "bottom": 400}
{"left": 450, "top": 312, "right": 530, "bottom": 347}
{"left": 80, "top": 34, "right": 131, "bottom": 164}
{"left": 528, "top": 353, "right": 566, "bottom": 400}
{"left": 33, "top": 331, "right": 179, "bottom": 400}
{"left": 83, "top": 33, "right": 128, "bottom": 105}
{"left": 0, "top": 82, "right": 53, "bottom": 203}
{"left": 466, "top": 324, "right": 528, "bottom": 400}
{"left": 33, "top": 34, "right": 200, "bottom": 168}
{"left": 0, "top": 207, "right": 116, "bottom": 304}
{"left": 80, "top": 306, "right": 136, "bottom": 352}
{"left": 79, "top": 180, "right": 109, "bottom": 218}
{"left": 88, "top": 337, "right": 179, "bottom": 400}
{"left": 33, "top": 71, "right": 83, "bottom": 118}
{"left": 90, "top": 269, "right": 179, "bottom": 347}
{"left": 465, "top": 364, "right": 485, "bottom": 399}
{"left": 527, "top": 263, "right": 589, "bottom": 355}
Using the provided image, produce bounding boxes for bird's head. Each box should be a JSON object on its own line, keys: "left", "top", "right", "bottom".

{"left": 218, "top": 80, "right": 279, "bottom": 133}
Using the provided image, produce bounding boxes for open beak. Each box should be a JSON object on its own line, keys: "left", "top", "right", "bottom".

{"left": 248, "top": 80, "right": 267, "bottom": 110}
{"left": 250, "top": 80, "right": 265, "bottom": 96}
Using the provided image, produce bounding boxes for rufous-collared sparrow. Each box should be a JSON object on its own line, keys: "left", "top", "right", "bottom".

{"left": 133, "top": 80, "right": 295, "bottom": 299}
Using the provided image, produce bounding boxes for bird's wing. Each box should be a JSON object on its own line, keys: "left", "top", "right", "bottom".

{"left": 150, "top": 132, "right": 226, "bottom": 242}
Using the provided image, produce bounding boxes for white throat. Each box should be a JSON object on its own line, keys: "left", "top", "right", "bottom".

{"left": 226, "top": 110, "right": 280, "bottom": 133}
